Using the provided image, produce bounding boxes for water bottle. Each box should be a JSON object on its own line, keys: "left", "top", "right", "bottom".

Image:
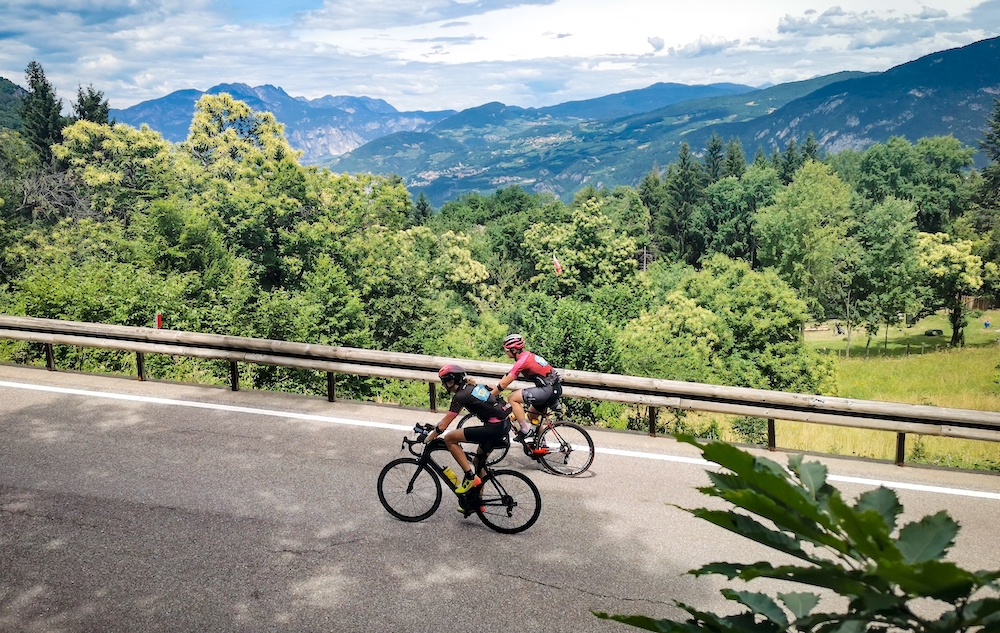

{"left": 442, "top": 467, "right": 460, "bottom": 487}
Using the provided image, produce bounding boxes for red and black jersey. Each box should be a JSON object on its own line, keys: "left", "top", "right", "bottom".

{"left": 506, "top": 350, "right": 560, "bottom": 388}
{"left": 448, "top": 383, "right": 511, "bottom": 424}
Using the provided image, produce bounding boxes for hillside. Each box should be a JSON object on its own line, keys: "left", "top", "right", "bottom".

{"left": 110, "top": 83, "right": 457, "bottom": 163}
{"left": 328, "top": 72, "right": 868, "bottom": 204}
{"left": 0, "top": 77, "right": 26, "bottom": 130}
{"left": 112, "top": 80, "right": 753, "bottom": 165}
{"left": 683, "top": 36, "right": 1000, "bottom": 161}
{"left": 330, "top": 37, "right": 1000, "bottom": 205}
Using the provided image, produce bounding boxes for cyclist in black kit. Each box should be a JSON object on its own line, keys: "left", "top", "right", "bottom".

{"left": 422, "top": 364, "right": 513, "bottom": 496}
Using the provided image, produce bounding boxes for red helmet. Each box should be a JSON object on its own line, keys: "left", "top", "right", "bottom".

{"left": 502, "top": 333, "right": 525, "bottom": 351}
{"left": 438, "top": 364, "right": 467, "bottom": 388}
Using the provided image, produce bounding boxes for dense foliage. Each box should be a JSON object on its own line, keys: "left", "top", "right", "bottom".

{"left": 2, "top": 62, "right": 999, "bottom": 422}
{"left": 596, "top": 436, "right": 1000, "bottom": 633}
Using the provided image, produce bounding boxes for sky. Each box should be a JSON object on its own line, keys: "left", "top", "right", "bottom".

{"left": 1, "top": 0, "right": 999, "bottom": 113}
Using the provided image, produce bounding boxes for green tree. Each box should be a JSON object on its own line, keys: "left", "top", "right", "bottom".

{"left": 755, "top": 161, "right": 853, "bottom": 317}
{"left": 619, "top": 292, "right": 732, "bottom": 383}
{"left": 689, "top": 163, "right": 780, "bottom": 265}
{"left": 855, "top": 197, "right": 920, "bottom": 353}
{"left": 183, "top": 92, "right": 300, "bottom": 180}
{"left": 72, "top": 84, "right": 110, "bottom": 124}
{"left": 723, "top": 138, "right": 746, "bottom": 179}
{"left": 597, "top": 437, "right": 1000, "bottom": 633}
{"left": 857, "top": 136, "right": 974, "bottom": 234}
{"left": 0, "top": 129, "right": 41, "bottom": 218}
{"left": 978, "top": 99, "right": 1000, "bottom": 210}
{"left": 659, "top": 143, "right": 706, "bottom": 264}
{"left": 408, "top": 191, "right": 433, "bottom": 226}
{"left": 524, "top": 198, "right": 637, "bottom": 295}
{"left": 681, "top": 255, "right": 834, "bottom": 393}
{"left": 778, "top": 137, "right": 804, "bottom": 184}
{"left": 18, "top": 61, "right": 66, "bottom": 165}
{"left": 917, "top": 232, "right": 993, "bottom": 347}
{"left": 703, "top": 133, "right": 725, "bottom": 183}
{"left": 53, "top": 121, "right": 176, "bottom": 220}
{"left": 801, "top": 131, "right": 820, "bottom": 162}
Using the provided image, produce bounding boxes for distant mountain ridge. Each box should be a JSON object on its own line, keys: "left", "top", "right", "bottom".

{"left": 683, "top": 37, "right": 1000, "bottom": 157}
{"left": 329, "top": 36, "right": 1000, "bottom": 205}
{"left": 109, "top": 83, "right": 456, "bottom": 162}
{"left": 326, "top": 71, "right": 871, "bottom": 203}
{"left": 109, "top": 81, "right": 753, "bottom": 163}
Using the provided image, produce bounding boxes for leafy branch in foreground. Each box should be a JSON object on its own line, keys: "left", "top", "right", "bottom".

{"left": 596, "top": 435, "right": 1000, "bottom": 633}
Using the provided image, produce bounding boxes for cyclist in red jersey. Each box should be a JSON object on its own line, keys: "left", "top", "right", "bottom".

{"left": 490, "top": 333, "right": 562, "bottom": 442}
{"left": 422, "top": 365, "right": 512, "bottom": 499}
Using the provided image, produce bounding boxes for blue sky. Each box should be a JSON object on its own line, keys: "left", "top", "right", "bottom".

{"left": 1, "top": 0, "right": 998, "bottom": 113}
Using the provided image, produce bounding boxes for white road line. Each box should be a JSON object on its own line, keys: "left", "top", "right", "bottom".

{"left": 0, "top": 379, "right": 412, "bottom": 432}
{"left": 4, "top": 379, "right": 1000, "bottom": 501}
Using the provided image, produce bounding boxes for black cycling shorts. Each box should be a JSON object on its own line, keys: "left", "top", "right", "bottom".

{"left": 522, "top": 382, "right": 562, "bottom": 412}
{"left": 463, "top": 418, "right": 511, "bottom": 452}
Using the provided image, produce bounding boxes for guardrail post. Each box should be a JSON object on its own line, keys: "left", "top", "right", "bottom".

{"left": 229, "top": 361, "right": 239, "bottom": 391}
{"left": 648, "top": 407, "right": 657, "bottom": 437}
{"left": 429, "top": 383, "right": 437, "bottom": 412}
{"left": 895, "top": 433, "right": 906, "bottom": 466}
{"left": 767, "top": 419, "right": 776, "bottom": 451}
{"left": 44, "top": 343, "right": 55, "bottom": 371}
{"left": 136, "top": 352, "right": 146, "bottom": 381}
{"left": 327, "top": 372, "right": 336, "bottom": 402}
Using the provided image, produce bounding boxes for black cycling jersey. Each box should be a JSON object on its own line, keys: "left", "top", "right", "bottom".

{"left": 449, "top": 383, "right": 511, "bottom": 424}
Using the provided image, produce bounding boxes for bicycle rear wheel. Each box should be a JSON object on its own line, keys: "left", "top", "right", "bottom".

{"left": 536, "top": 421, "right": 595, "bottom": 476}
{"left": 377, "top": 457, "right": 442, "bottom": 522}
{"left": 474, "top": 469, "right": 541, "bottom": 534}
{"left": 455, "top": 413, "right": 510, "bottom": 466}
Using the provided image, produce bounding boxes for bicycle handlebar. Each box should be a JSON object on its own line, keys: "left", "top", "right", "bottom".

{"left": 401, "top": 424, "right": 437, "bottom": 457}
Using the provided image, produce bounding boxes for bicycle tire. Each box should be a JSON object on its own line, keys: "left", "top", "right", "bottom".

{"left": 473, "top": 469, "right": 541, "bottom": 534}
{"left": 536, "top": 421, "right": 595, "bottom": 476}
{"left": 455, "top": 413, "right": 510, "bottom": 466}
{"left": 377, "top": 457, "right": 442, "bottom": 522}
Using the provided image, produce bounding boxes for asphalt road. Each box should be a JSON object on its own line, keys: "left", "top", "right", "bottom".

{"left": 2, "top": 364, "right": 999, "bottom": 633}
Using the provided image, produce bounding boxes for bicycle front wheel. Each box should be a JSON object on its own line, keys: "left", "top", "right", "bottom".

{"left": 474, "top": 469, "right": 541, "bottom": 534}
{"left": 377, "top": 457, "right": 442, "bottom": 522}
{"left": 536, "top": 421, "right": 595, "bottom": 476}
{"left": 455, "top": 413, "right": 509, "bottom": 466}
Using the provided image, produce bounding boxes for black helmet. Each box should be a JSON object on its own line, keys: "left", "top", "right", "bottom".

{"left": 438, "top": 364, "right": 467, "bottom": 388}
{"left": 502, "top": 333, "right": 525, "bottom": 352}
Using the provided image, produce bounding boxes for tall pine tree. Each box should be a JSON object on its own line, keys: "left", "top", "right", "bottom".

{"left": 978, "top": 98, "right": 1000, "bottom": 209}
{"left": 73, "top": 84, "right": 110, "bottom": 124}
{"left": 703, "top": 133, "right": 724, "bottom": 183}
{"left": 18, "top": 61, "right": 66, "bottom": 165}
{"left": 661, "top": 143, "right": 706, "bottom": 265}
{"left": 802, "top": 132, "right": 821, "bottom": 162}
{"left": 723, "top": 138, "right": 746, "bottom": 179}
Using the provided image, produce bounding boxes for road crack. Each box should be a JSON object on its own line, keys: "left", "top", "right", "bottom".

{"left": 496, "top": 572, "right": 674, "bottom": 606}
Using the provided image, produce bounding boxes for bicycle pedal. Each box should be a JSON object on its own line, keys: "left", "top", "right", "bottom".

{"left": 531, "top": 448, "right": 548, "bottom": 456}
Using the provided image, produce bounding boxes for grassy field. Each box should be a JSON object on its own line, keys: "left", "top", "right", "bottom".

{"left": 804, "top": 309, "right": 1000, "bottom": 357}
{"left": 766, "top": 310, "right": 1000, "bottom": 470}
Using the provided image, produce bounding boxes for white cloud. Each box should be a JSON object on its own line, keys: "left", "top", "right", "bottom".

{"left": 0, "top": 0, "right": 995, "bottom": 113}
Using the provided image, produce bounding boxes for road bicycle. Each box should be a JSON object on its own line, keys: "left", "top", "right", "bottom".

{"left": 456, "top": 400, "right": 595, "bottom": 476}
{"left": 377, "top": 423, "right": 542, "bottom": 534}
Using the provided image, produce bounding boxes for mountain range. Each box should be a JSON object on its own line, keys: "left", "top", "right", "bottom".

{"left": 108, "top": 83, "right": 457, "bottom": 162}
{"left": 3, "top": 37, "right": 999, "bottom": 205}
{"left": 105, "top": 80, "right": 755, "bottom": 164}
{"left": 328, "top": 36, "right": 1000, "bottom": 205}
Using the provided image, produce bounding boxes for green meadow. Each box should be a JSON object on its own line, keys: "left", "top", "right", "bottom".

{"left": 769, "top": 310, "right": 1000, "bottom": 470}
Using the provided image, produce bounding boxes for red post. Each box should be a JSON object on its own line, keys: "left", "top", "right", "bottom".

{"left": 156, "top": 313, "right": 162, "bottom": 329}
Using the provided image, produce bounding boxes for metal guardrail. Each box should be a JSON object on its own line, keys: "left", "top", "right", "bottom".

{"left": 2, "top": 314, "right": 999, "bottom": 465}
